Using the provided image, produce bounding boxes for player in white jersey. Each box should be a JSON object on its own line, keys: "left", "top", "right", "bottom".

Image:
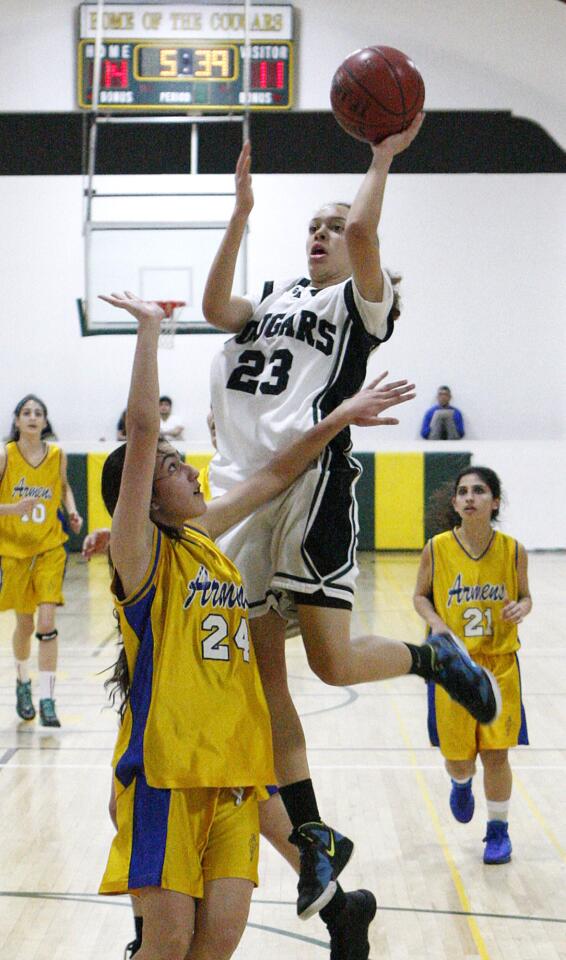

{"left": 202, "top": 121, "right": 500, "bottom": 923}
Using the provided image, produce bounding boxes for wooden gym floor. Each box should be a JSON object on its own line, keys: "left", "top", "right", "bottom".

{"left": 0, "top": 550, "right": 565, "bottom": 959}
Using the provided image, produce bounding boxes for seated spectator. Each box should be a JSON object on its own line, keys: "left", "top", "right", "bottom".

{"left": 159, "top": 394, "right": 184, "bottom": 439}
{"left": 116, "top": 409, "right": 127, "bottom": 441}
{"left": 421, "top": 386, "right": 465, "bottom": 439}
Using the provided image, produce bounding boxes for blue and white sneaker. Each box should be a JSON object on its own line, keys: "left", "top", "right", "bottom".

{"left": 427, "top": 632, "right": 501, "bottom": 725}
{"left": 483, "top": 820, "right": 512, "bottom": 864}
{"left": 289, "top": 821, "right": 354, "bottom": 920}
{"left": 449, "top": 778, "right": 475, "bottom": 823}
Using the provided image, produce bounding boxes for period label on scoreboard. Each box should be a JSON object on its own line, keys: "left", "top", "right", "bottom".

{"left": 77, "top": 3, "right": 294, "bottom": 110}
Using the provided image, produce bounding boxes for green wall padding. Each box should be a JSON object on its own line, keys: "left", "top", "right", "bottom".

{"left": 65, "top": 454, "right": 88, "bottom": 552}
{"left": 424, "top": 452, "right": 472, "bottom": 542}
{"left": 355, "top": 453, "right": 375, "bottom": 550}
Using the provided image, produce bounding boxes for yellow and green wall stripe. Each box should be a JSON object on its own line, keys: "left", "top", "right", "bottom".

{"left": 356, "top": 450, "right": 471, "bottom": 550}
{"left": 64, "top": 450, "right": 470, "bottom": 552}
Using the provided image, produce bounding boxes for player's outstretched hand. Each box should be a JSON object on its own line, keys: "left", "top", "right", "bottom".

{"left": 98, "top": 292, "right": 165, "bottom": 326}
{"left": 371, "top": 112, "right": 424, "bottom": 160}
{"left": 234, "top": 140, "right": 254, "bottom": 218}
{"left": 340, "top": 371, "right": 416, "bottom": 427}
{"left": 82, "top": 527, "right": 111, "bottom": 560}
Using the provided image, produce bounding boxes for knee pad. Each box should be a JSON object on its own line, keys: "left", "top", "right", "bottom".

{"left": 35, "top": 629, "right": 58, "bottom": 642}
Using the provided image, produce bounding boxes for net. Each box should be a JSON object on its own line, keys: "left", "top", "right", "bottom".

{"left": 156, "top": 300, "right": 185, "bottom": 349}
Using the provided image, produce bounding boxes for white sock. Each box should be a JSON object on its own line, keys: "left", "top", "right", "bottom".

{"left": 39, "top": 671, "right": 56, "bottom": 701}
{"left": 15, "top": 659, "right": 31, "bottom": 684}
{"left": 487, "top": 799, "right": 509, "bottom": 822}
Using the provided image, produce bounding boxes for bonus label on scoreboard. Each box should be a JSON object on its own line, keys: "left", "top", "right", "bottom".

{"left": 77, "top": 3, "right": 294, "bottom": 110}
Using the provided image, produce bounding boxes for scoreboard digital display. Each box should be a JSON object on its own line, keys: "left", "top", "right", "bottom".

{"left": 78, "top": 3, "right": 294, "bottom": 110}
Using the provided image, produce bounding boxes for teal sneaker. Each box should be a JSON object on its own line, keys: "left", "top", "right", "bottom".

{"left": 483, "top": 820, "right": 512, "bottom": 864}
{"left": 450, "top": 778, "right": 475, "bottom": 823}
{"left": 39, "top": 697, "right": 61, "bottom": 728}
{"left": 16, "top": 680, "right": 36, "bottom": 721}
{"left": 289, "top": 821, "right": 354, "bottom": 920}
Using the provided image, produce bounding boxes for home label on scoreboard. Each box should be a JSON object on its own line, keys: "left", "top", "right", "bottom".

{"left": 77, "top": 3, "right": 294, "bottom": 110}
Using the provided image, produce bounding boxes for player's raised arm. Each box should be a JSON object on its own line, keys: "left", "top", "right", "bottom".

{"left": 201, "top": 141, "right": 255, "bottom": 332}
{"left": 345, "top": 113, "right": 424, "bottom": 303}
{"left": 98, "top": 293, "right": 163, "bottom": 596}
{"left": 204, "top": 373, "right": 415, "bottom": 540}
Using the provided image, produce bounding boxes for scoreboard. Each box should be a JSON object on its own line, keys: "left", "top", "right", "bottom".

{"left": 78, "top": 3, "right": 294, "bottom": 110}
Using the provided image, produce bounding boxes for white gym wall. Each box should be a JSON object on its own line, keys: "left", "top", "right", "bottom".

{"left": 0, "top": 0, "right": 564, "bottom": 546}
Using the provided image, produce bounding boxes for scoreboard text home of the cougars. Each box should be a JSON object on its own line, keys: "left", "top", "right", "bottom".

{"left": 78, "top": 3, "right": 294, "bottom": 110}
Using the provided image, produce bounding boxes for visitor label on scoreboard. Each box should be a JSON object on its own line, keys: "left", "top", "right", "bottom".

{"left": 78, "top": 3, "right": 294, "bottom": 109}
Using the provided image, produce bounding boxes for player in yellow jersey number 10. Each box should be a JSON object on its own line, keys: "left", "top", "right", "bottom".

{"left": 0, "top": 394, "right": 83, "bottom": 727}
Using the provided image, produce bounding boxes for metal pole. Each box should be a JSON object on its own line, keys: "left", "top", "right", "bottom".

{"left": 86, "top": 0, "right": 105, "bottom": 213}
{"left": 190, "top": 122, "right": 199, "bottom": 175}
{"left": 242, "top": 0, "right": 251, "bottom": 144}
{"left": 84, "top": 0, "right": 106, "bottom": 313}
{"left": 241, "top": 0, "right": 251, "bottom": 293}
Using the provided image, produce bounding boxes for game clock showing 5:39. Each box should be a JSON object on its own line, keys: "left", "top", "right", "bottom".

{"left": 77, "top": 3, "right": 294, "bottom": 110}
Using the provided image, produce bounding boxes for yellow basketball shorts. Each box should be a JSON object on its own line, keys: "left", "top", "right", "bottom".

{"left": 100, "top": 775, "right": 260, "bottom": 899}
{"left": 0, "top": 545, "right": 67, "bottom": 614}
{"left": 427, "top": 651, "right": 529, "bottom": 760}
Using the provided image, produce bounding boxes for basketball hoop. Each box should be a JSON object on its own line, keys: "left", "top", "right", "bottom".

{"left": 156, "top": 300, "right": 185, "bottom": 349}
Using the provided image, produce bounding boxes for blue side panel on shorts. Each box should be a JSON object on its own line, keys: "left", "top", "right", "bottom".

{"left": 266, "top": 784, "right": 279, "bottom": 796}
{"left": 57, "top": 507, "right": 69, "bottom": 551}
{"left": 129, "top": 774, "right": 171, "bottom": 889}
{"left": 427, "top": 681, "right": 440, "bottom": 746}
{"left": 516, "top": 653, "right": 529, "bottom": 746}
{"left": 116, "top": 584, "right": 158, "bottom": 788}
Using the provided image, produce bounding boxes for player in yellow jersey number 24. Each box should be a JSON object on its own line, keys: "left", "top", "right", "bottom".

{"left": 97, "top": 290, "right": 415, "bottom": 960}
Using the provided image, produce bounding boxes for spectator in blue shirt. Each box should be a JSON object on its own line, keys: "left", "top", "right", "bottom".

{"left": 421, "top": 386, "right": 465, "bottom": 439}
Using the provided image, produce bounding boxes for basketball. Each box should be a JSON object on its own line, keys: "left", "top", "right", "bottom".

{"left": 330, "top": 46, "right": 425, "bottom": 144}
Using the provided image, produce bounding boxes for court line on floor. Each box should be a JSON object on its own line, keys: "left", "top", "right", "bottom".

{"left": 2, "top": 759, "right": 566, "bottom": 772}
{"left": 0, "top": 890, "right": 330, "bottom": 952}
{"left": 353, "top": 586, "right": 492, "bottom": 957}
{"left": 514, "top": 773, "right": 566, "bottom": 862}
{"left": 0, "top": 890, "right": 564, "bottom": 928}
{"left": 1, "top": 743, "right": 565, "bottom": 753}
{"left": 389, "top": 698, "right": 492, "bottom": 960}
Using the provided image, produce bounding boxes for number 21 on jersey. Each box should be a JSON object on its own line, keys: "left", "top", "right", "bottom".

{"left": 463, "top": 606, "right": 493, "bottom": 637}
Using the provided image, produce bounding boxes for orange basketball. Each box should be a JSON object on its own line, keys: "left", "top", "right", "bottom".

{"left": 330, "top": 46, "right": 425, "bottom": 144}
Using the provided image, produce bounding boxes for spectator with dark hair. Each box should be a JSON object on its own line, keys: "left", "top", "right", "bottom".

{"left": 159, "top": 395, "right": 184, "bottom": 440}
{"left": 421, "top": 386, "right": 465, "bottom": 439}
{"left": 116, "top": 409, "right": 127, "bottom": 441}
